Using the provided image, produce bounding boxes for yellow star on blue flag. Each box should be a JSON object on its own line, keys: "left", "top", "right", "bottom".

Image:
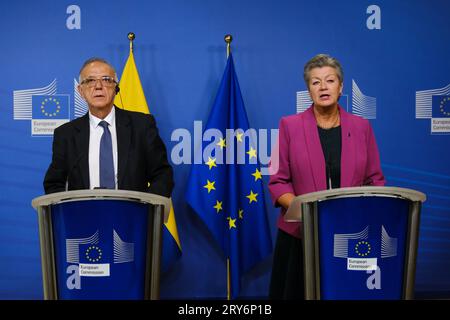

{"left": 185, "top": 53, "right": 272, "bottom": 299}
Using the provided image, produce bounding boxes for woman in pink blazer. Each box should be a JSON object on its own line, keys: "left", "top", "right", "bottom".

{"left": 268, "top": 54, "right": 385, "bottom": 299}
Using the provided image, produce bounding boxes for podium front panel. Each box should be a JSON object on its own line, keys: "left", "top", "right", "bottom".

{"left": 317, "top": 196, "right": 409, "bottom": 299}
{"left": 51, "top": 199, "right": 149, "bottom": 299}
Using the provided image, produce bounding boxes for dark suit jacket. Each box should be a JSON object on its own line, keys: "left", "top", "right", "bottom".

{"left": 43, "top": 106, "right": 174, "bottom": 197}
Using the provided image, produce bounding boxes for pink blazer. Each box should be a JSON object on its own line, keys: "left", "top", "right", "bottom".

{"left": 268, "top": 105, "right": 385, "bottom": 238}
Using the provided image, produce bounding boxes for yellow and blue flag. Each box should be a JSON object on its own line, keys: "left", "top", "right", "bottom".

{"left": 185, "top": 54, "right": 272, "bottom": 298}
{"left": 115, "top": 48, "right": 182, "bottom": 272}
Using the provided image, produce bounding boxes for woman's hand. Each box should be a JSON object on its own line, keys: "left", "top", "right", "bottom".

{"left": 277, "top": 193, "right": 296, "bottom": 210}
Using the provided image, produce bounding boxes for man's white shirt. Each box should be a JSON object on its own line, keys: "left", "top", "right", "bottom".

{"left": 88, "top": 108, "right": 118, "bottom": 189}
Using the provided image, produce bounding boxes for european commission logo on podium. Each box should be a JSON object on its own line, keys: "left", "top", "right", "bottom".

{"left": 415, "top": 84, "right": 450, "bottom": 134}
{"left": 65, "top": 230, "right": 134, "bottom": 290}
{"left": 334, "top": 226, "right": 398, "bottom": 290}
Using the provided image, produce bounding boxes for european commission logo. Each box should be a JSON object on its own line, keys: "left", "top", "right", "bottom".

{"left": 333, "top": 226, "right": 397, "bottom": 290}
{"left": 13, "top": 78, "right": 88, "bottom": 136}
{"left": 415, "top": 84, "right": 450, "bottom": 134}
{"left": 65, "top": 229, "right": 134, "bottom": 290}
{"left": 296, "top": 79, "right": 377, "bottom": 119}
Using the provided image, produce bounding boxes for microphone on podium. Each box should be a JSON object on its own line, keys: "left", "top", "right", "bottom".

{"left": 65, "top": 153, "right": 85, "bottom": 192}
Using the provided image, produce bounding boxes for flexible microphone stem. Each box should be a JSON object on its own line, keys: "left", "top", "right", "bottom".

{"left": 328, "top": 162, "right": 333, "bottom": 190}
{"left": 117, "top": 89, "right": 126, "bottom": 110}
{"left": 65, "top": 153, "right": 85, "bottom": 192}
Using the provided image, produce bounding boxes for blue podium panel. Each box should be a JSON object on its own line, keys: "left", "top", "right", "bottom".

{"left": 51, "top": 200, "right": 149, "bottom": 299}
{"left": 318, "top": 197, "right": 409, "bottom": 300}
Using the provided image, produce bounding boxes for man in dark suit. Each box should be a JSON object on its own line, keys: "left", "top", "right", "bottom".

{"left": 43, "top": 57, "right": 173, "bottom": 197}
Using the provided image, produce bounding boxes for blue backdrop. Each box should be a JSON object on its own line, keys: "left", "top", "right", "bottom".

{"left": 0, "top": 0, "right": 449, "bottom": 299}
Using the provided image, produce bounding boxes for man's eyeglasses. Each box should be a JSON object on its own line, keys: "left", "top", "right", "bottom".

{"left": 80, "top": 76, "right": 117, "bottom": 88}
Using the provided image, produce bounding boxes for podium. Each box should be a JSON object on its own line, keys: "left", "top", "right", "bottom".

{"left": 285, "top": 186, "right": 426, "bottom": 300}
{"left": 31, "top": 189, "right": 171, "bottom": 300}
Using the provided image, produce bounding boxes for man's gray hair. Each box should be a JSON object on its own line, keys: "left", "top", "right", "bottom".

{"left": 303, "top": 54, "right": 344, "bottom": 86}
{"left": 78, "top": 57, "right": 119, "bottom": 83}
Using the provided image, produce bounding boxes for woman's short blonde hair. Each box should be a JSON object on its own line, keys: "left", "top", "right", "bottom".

{"left": 303, "top": 54, "right": 343, "bottom": 86}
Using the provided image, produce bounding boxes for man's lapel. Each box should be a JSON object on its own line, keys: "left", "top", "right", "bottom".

{"left": 73, "top": 114, "right": 90, "bottom": 189}
{"left": 115, "top": 107, "right": 131, "bottom": 188}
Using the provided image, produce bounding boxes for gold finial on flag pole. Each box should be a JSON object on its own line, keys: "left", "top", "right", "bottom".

{"left": 224, "top": 34, "right": 233, "bottom": 58}
{"left": 128, "top": 32, "right": 135, "bottom": 52}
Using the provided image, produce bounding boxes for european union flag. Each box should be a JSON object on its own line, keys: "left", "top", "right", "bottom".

{"left": 79, "top": 243, "right": 107, "bottom": 264}
{"left": 432, "top": 95, "right": 450, "bottom": 118}
{"left": 32, "top": 95, "right": 69, "bottom": 119}
{"left": 348, "top": 239, "right": 378, "bottom": 259}
{"left": 185, "top": 54, "right": 272, "bottom": 299}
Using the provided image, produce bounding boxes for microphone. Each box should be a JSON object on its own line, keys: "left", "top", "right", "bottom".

{"left": 65, "top": 153, "right": 85, "bottom": 192}
{"left": 117, "top": 87, "right": 126, "bottom": 110}
{"left": 326, "top": 153, "right": 333, "bottom": 190}
{"left": 327, "top": 160, "right": 333, "bottom": 190}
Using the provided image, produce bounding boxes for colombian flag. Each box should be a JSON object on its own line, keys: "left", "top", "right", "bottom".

{"left": 115, "top": 44, "right": 182, "bottom": 272}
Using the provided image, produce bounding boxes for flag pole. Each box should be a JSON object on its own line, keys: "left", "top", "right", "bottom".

{"left": 116, "top": 32, "right": 136, "bottom": 112}
{"left": 224, "top": 34, "right": 233, "bottom": 59}
{"left": 227, "top": 259, "right": 231, "bottom": 300}
{"left": 224, "top": 34, "right": 233, "bottom": 300}
{"left": 128, "top": 32, "right": 135, "bottom": 52}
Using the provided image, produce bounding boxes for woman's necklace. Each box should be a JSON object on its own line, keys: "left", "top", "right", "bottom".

{"left": 316, "top": 111, "right": 340, "bottom": 129}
